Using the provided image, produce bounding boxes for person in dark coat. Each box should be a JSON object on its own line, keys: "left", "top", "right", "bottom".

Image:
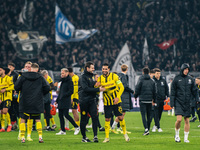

{"left": 195, "top": 77, "right": 200, "bottom": 125}
{"left": 55, "top": 68, "right": 80, "bottom": 135}
{"left": 14, "top": 63, "right": 50, "bottom": 143}
{"left": 41, "top": 70, "right": 55, "bottom": 131}
{"left": 151, "top": 68, "right": 169, "bottom": 132}
{"left": 170, "top": 63, "right": 199, "bottom": 143}
{"left": 79, "top": 61, "right": 105, "bottom": 143}
{"left": 189, "top": 75, "right": 199, "bottom": 122}
{"left": 111, "top": 64, "right": 134, "bottom": 133}
{"left": 134, "top": 67, "right": 156, "bottom": 136}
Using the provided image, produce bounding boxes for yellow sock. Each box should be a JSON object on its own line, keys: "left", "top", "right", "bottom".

{"left": 1, "top": 114, "right": 5, "bottom": 129}
{"left": 6, "top": 113, "right": 11, "bottom": 126}
{"left": 27, "top": 119, "right": 33, "bottom": 136}
{"left": 36, "top": 122, "right": 42, "bottom": 138}
{"left": 18, "top": 118, "right": 21, "bottom": 126}
{"left": 20, "top": 123, "right": 26, "bottom": 138}
{"left": 18, "top": 118, "right": 21, "bottom": 138}
{"left": 105, "top": 121, "right": 110, "bottom": 138}
{"left": 75, "top": 121, "right": 80, "bottom": 127}
{"left": 44, "top": 119, "right": 47, "bottom": 127}
{"left": 50, "top": 117, "right": 55, "bottom": 125}
{"left": 120, "top": 119, "right": 126, "bottom": 135}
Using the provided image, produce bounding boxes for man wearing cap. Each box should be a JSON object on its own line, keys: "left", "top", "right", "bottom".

{"left": 0, "top": 66, "right": 14, "bottom": 132}
{"left": 170, "top": 63, "right": 200, "bottom": 143}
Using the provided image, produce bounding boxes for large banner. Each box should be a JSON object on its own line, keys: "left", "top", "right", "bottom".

{"left": 112, "top": 43, "right": 136, "bottom": 90}
{"left": 6, "top": 0, "right": 47, "bottom": 60}
{"left": 7, "top": 27, "right": 47, "bottom": 59}
{"left": 55, "top": 5, "right": 98, "bottom": 44}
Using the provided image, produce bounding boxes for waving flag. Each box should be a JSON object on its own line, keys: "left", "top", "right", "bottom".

{"left": 7, "top": 26, "right": 47, "bottom": 60}
{"left": 112, "top": 43, "right": 136, "bottom": 90}
{"left": 6, "top": 0, "right": 47, "bottom": 60}
{"left": 142, "top": 37, "right": 149, "bottom": 65}
{"left": 19, "top": 0, "right": 34, "bottom": 29}
{"left": 156, "top": 38, "right": 177, "bottom": 50}
{"left": 56, "top": 5, "right": 98, "bottom": 44}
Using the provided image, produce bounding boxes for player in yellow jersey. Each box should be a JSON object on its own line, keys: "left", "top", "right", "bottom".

{"left": 68, "top": 67, "right": 80, "bottom": 128}
{"left": 8, "top": 62, "right": 19, "bottom": 130}
{"left": 97, "top": 63, "right": 130, "bottom": 142}
{"left": 0, "top": 66, "right": 14, "bottom": 132}
{"left": 41, "top": 70, "right": 56, "bottom": 131}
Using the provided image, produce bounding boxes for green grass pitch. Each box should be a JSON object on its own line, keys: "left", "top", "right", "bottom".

{"left": 1, "top": 112, "right": 200, "bottom": 150}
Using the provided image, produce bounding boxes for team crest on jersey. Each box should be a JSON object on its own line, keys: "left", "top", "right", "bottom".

{"left": 188, "top": 79, "right": 192, "bottom": 84}
{"left": 82, "top": 111, "right": 86, "bottom": 115}
{"left": 161, "top": 82, "right": 164, "bottom": 86}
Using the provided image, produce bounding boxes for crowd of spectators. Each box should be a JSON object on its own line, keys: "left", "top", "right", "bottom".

{"left": 1, "top": 0, "right": 200, "bottom": 72}
{"left": 0, "top": 0, "right": 55, "bottom": 70}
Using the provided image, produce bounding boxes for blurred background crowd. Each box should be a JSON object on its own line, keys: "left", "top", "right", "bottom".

{"left": 1, "top": 0, "right": 200, "bottom": 72}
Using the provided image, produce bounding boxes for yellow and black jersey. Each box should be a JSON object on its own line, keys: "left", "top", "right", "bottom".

{"left": 47, "top": 75, "right": 53, "bottom": 99}
{"left": 0, "top": 75, "right": 14, "bottom": 101}
{"left": 71, "top": 74, "right": 79, "bottom": 100}
{"left": 97, "top": 72, "right": 124, "bottom": 106}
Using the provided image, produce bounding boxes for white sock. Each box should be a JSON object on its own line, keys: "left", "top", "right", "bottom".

{"left": 184, "top": 131, "right": 189, "bottom": 140}
{"left": 172, "top": 108, "right": 174, "bottom": 116}
{"left": 175, "top": 128, "right": 180, "bottom": 137}
{"left": 145, "top": 128, "right": 148, "bottom": 132}
{"left": 168, "top": 110, "right": 170, "bottom": 115}
{"left": 111, "top": 121, "right": 118, "bottom": 130}
{"left": 65, "top": 119, "right": 69, "bottom": 128}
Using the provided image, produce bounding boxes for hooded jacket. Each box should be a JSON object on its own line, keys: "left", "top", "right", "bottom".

{"left": 14, "top": 72, "right": 50, "bottom": 114}
{"left": 170, "top": 63, "right": 199, "bottom": 110}
{"left": 56, "top": 75, "right": 73, "bottom": 109}
{"left": 79, "top": 70, "right": 100, "bottom": 103}
{"left": 134, "top": 74, "right": 156, "bottom": 103}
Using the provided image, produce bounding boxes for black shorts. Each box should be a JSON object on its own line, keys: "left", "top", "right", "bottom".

{"left": 175, "top": 102, "right": 190, "bottom": 117}
{"left": 104, "top": 103, "right": 123, "bottom": 118}
{"left": 71, "top": 98, "right": 78, "bottom": 109}
{"left": 0, "top": 100, "right": 11, "bottom": 109}
{"left": 21, "top": 113, "right": 41, "bottom": 120}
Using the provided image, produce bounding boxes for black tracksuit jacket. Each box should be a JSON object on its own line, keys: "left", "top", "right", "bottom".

{"left": 14, "top": 72, "right": 50, "bottom": 114}
{"left": 153, "top": 76, "right": 169, "bottom": 103}
{"left": 79, "top": 70, "right": 100, "bottom": 103}
{"left": 134, "top": 74, "right": 157, "bottom": 103}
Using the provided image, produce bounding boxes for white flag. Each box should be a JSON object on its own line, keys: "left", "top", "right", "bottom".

{"left": 112, "top": 43, "right": 136, "bottom": 90}
{"left": 142, "top": 37, "right": 149, "bottom": 65}
{"left": 19, "top": 0, "right": 34, "bottom": 29}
